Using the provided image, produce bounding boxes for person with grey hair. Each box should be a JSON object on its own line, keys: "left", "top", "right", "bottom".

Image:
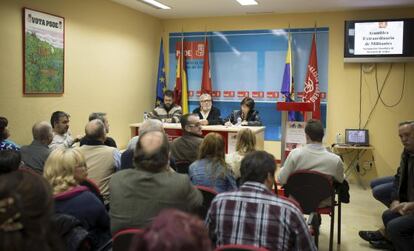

{"left": 20, "top": 121, "right": 53, "bottom": 173}
{"left": 360, "top": 120, "right": 414, "bottom": 250}
{"left": 76, "top": 119, "right": 120, "bottom": 204}
{"left": 121, "top": 119, "right": 164, "bottom": 170}
{"left": 192, "top": 93, "right": 223, "bottom": 125}
{"left": 80, "top": 112, "right": 117, "bottom": 148}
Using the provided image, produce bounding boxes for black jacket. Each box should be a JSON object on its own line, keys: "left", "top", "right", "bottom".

{"left": 192, "top": 106, "right": 223, "bottom": 125}
{"left": 226, "top": 110, "right": 262, "bottom": 126}
{"left": 391, "top": 150, "right": 414, "bottom": 202}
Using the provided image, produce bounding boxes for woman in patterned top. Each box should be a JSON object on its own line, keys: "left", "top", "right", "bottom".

{"left": 0, "top": 116, "right": 19, "bottom": 151}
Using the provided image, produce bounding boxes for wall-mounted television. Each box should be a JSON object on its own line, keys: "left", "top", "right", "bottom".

{"left": 344, "top": 18, "right": 414, "bottom": 63}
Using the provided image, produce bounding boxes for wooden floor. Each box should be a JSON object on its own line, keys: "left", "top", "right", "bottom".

{"left": 316, "top": 180, "right": 387, "bottom": 251}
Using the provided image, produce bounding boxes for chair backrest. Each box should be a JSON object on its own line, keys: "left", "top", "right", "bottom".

{"left": 174, "top": 160, "right": 191, "bottom": 174}
{"left": 215, "top": 244, "right": 270, "bottom": 251}
{"left": 284, "top": 170, "right": 334, "bottom": 214}
{"left": 112, "top": 228, "right": 143, "bottom": 251}
{"left": 196, "top": 185, "right": 218, "bottom": 219}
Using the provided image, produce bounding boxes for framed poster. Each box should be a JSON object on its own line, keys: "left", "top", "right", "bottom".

{"left": 23, "top": 8, "right": 64, "bottom": 95}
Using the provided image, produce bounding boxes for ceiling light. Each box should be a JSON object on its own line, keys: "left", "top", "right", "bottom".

{"left": 139, "top": 0, "right": 171, "bottom": 10}
{"left": 236, "top": 0, "right": 258, "bottom": 6}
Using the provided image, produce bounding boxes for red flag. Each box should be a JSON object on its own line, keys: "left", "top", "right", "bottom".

{"left": 174, "top": 45, "right": 182, "bottom": 107}
{"left": 303, "top": 34, "right": 321, "bottom": 119}
{"left": 201, "top": 39, "right": 212, "bottom": 95}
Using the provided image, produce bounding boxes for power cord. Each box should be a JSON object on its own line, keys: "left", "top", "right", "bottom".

{"left": 376, "top": 63, "right": 406, "bottom": 108}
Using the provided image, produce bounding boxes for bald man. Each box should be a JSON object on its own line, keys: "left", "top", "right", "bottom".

{"left": 21, "top": 121, "right": 53, "bottom": 173}
{"left": 77, "top": 119, "right": 121, "bottom": 204}
{"left": 109, "top": 130, "right": 202, "bottom": 234}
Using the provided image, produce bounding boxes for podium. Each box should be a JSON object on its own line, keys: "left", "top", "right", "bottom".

{"left": 276, "top": 102, "right": 315, "bottom": 164}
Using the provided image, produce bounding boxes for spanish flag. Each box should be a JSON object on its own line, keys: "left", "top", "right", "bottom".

{"left": 174, "top": 37, "right": 189, "bottom": 113}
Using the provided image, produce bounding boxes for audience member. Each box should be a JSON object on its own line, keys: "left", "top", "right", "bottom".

{"left": 49, "top": 111, "right": 79, "bottom": 150}
{"left": 20, "top": 121, "right": 53, "bottom": 173}
{"left": 109, "top": 130, "right": 202, "bottom": 234}
{"left": 76, "top": 119, "right": 120, "bottom": 204}
{"left": 189, "top": 132, "right": 237, "bottom": 193}
{"left": 278, "top": 119, "right": 344, "bottom": 191}
{"left": 225, "top": 97, "right": 262, "bottom": 126}
{"left": 80, "top": 112, "right": 117, "bottom": 148}
{"left": 192, "top": 93, "right": 222, "bottom": 125}
{"left": 171, "top": 113, "right": 204, "bottom": 164}
{"left": 0, "top": 170, "right": 64, "bottom": 251}
{"left": 148, "top": 89, "right": 182, "bottom": 123}
{"left": 225, "top": 128, "right": 256, "bottom": 179}
{"left": 43, "top": 148, "right": 111, "bottom": 249}
{"left": 360, "top": 121, "right": 414, "bottom": 250}
{"left": 130, "top": 209, "right": 212, "bottom": 251}
{"left": 0, "top": 150, "right": 21, "bottom": 175}
{"left": 206, "top": 151, "right": 316, "bottom": 250}
{"left": 0, "top": 116, "right": 20, "bottom": 151}
{"left": 122, "top": 119, "right": 164, "bottom": 169}
{"left": 370, "top": 176, "right": 395, "bottom": 208}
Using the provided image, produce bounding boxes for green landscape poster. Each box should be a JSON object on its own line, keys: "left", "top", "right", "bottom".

{"left": 24, "top": 8, "right": 64, "bottom": 94}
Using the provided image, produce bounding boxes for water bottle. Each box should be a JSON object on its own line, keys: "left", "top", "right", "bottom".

{"left": 335, "top": 133, "right": 343, "bottom": 145}
{"left": 143, "top": 112, "right": 149, "bottom": 121}
{"left": 236, "top": 117, "right": 242, "bottom": 126}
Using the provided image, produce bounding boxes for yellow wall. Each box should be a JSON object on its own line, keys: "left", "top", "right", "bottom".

{"left": 0, "top": 0, "right": 162, "bottom": 148}
{"left": 162, "top": 8, "right": 414, "bottom": 180}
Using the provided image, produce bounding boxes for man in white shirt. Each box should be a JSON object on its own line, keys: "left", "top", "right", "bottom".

{"left": 278, "top": 119, "right": 344, "bottom": 185}
{"left": 49, "top": 111, "right": 80, "bottom": 151}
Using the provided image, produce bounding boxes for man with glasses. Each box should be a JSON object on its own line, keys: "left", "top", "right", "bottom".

{"left": 171, "top": 114, "right": 204, "bottom": 164}
{"left": 192, "top": 93, "right": 222, "bottom": 125}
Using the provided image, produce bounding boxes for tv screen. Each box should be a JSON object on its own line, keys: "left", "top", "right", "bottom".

{"left": 345, "top": 129, "right": 369, "bottom": 146}
{"left": 344, "top": 18, "right": 414, "bottom": 63}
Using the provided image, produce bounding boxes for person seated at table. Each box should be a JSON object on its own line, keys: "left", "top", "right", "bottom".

{"left": 192, "top": 93, "right": 222, "bottom": 125}
{"left": 0, "top": 116, "right": 20, "bottom": 151}
{"left": 189, "top": 132, "right": 237, "bottom": 193}
{"left": 43, "top": 148, "right": 111, "bottom": 249}
{"left": 224, "top": 97, "right": 262, "bottom": 126}
{"left": 226, "top": 128, "right": 256, "bottom": 180}
{"left": 148, "top": 90, "right": 182, "bottom": 123}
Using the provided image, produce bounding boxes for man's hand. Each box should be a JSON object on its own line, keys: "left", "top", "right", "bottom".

{"left": 224, "top": 121, "right": 232, "bottom": 127}
{"left": 400, "top": 202, "right": 414, "bottom": 215}
{"left": 241, "top": 121, "right": 248, "bottom": 126}
{"left": 390, "top": 200, "right": 400, "bottom": 211}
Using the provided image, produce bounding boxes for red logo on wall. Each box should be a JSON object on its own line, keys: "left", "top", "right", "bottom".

{"left": 212, "top": 91, "right": 221, "bottom": 97}
{"left": 188, "top": 91, "right": 194, "bottom": 97}
{"left": 266, "top": 92, "right": 279, "bottom": 98}
{"left": 223, "top": 91, "right": 235, "bottom": 97}
{"left": 175, "top": 41, "right": 205, "bottom": 60}
{"left": 237, "top": 91, "right": 249, "bottom": 97}
{"left": 252, "top": 91, "right": 264, "bottom": 98}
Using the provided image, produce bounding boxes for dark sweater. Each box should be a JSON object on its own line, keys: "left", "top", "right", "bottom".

{"left": 192, "top": 106, "right": 223, "bottom": 125}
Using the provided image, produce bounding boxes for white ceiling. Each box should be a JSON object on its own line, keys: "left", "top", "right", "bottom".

{"left": 111, "top": 0, "right": 414, "bottom": 19}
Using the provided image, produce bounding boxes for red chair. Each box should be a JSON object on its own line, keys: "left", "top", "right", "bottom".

{"left": 283, "top": 170, "right": 342, "bottom": 251}
{"left": 215, "top": 244, "right": 270, "bottom": 251}
{"left": 196, "top": 185, "right": 218, "bottom": 219}
{"left": 112, "top": 228, "right": 143, "bottom": 251}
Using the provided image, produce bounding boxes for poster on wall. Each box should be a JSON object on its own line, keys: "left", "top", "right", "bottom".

{"left": 23, "top": 8, "right": 64, "bottom": 95}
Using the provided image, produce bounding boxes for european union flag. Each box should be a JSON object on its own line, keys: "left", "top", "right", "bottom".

{"left": 155, "top": 39, "right": 166, "bottom": 106}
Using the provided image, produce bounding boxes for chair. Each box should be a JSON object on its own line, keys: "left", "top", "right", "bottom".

{"left": 196, "top": 185, "right": 218, "bottom": 219}
{"left": 215, "top": 244, "right": 270, "bottom": 251}
{"left": 173, "top": 160, "right": 191, "bottom": 174}
{"left": 112, "top": 228, "right": 144, "bottom": 251}
{"left": 283, "top": 170, "right": 341, "bottom": 251}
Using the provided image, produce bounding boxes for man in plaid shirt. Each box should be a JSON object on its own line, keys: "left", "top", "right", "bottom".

{"left": 206, "top": 151, "right": 316, "bottom": 251}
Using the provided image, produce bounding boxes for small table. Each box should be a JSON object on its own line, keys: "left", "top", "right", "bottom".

{"left": 332, "top": 145, "right": 374, "bottom": 189}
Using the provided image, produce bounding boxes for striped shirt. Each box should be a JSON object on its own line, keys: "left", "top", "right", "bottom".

{"left": 206, "top": 181, "right": 316, "bottom": 251}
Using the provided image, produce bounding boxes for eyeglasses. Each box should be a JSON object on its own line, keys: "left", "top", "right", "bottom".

{"left": 200, "top": 100, "right": 212, "bottom": 103}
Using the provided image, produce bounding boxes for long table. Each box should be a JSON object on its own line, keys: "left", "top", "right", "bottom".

{"left": 130, "top": 123, "right": 265, "bottom": 153}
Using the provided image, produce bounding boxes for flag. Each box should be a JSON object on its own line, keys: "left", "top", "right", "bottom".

{"left": 303, "top": 33, "right": 321, "bottom": 119}
{"left": 155, "top": 39, "right": 166, "bottom": 106}
{"left": 201, "top": 38, "right": 212, "bottom": 95}
{"left": 174, "top": 37, "right": 189, "bottom": 113}
{"left": 280, "top": 34, "right": 296, "bottom": 121}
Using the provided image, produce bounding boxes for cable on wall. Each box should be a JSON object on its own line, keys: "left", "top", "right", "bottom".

{"left": 375, "top": 63, "right": 406, "bottom": 108}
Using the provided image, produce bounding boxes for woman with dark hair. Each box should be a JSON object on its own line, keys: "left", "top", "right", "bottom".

{"left": 0, "top": 116, "right": 20, "bottom": 151}
{"left": 43, "top": 148, "right": 110, "bottom": 249}
{"left": 130, "top": 209, "right": 212, "bottom": 251}
{"left": 0, "top": 170, "right": 63, "bottom": 251}
{"left": 189, "top": 133, "right": 237, "bottom": 193}
{"left": 224, "top": 97, "right": 262, "bottom": 126}
{"left": 0, "top": 150, "right": 21, "bottom": 175}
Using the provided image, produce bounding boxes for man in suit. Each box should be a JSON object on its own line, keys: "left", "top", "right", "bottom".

{"left": 20, "top": 121, "right": 53, "bottom": 173}
{"left": 192, "top": 93, "right": 222, "bottom": 125}
{"left": 109, "top": 130, "right": 202, "bottom": 234}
